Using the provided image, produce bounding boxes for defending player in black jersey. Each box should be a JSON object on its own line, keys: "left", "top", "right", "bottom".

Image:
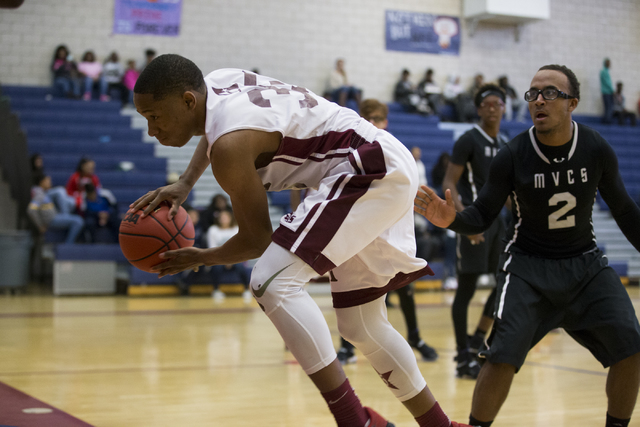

{"left": 442, "top": 84, "right": 508, "bottom": 380}
{"left": 415, "top": 64, "right": 640, "bottom": 427}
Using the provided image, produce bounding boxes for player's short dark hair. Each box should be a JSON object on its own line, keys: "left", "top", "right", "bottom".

{"left": 474, "top": 83, "right": 506, "bottom": 107}
{"left": 134, "top": 54, "right": 205, "bottom": 100}
{"left": 538, "top": 64, "right": 580, "bottom": 100}
{"left": 359, "top": 99, "right": 388, "bottom": 121}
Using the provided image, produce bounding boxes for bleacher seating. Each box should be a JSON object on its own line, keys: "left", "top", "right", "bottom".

{"left": 4, "top": 86, "right": 638, "bottom": 293}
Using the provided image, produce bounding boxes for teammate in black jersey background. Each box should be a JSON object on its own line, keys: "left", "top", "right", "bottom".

{"left": 442, "top": 84, "right": 508, "bottom": 380}
{"left": 415, "top": 64, "right": 640, "bottom": 427}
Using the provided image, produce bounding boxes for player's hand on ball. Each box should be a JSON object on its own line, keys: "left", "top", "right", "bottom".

{"left": 128, "top": 180, "right": 192, "bottom": 220}
{"left": 151, "top": 247, "right": 205, "bottom": 277}
{"left": 414, "top": 185, "right": 457, "bottom": 228}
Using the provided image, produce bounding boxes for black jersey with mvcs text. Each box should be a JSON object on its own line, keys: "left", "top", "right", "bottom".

{"left": 450, "top": 122, "right": 640, "bottom": 258}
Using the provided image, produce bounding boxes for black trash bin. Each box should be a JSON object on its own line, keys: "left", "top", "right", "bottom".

{"left": 0, "top": 230, "right": 33, "bottom": 288}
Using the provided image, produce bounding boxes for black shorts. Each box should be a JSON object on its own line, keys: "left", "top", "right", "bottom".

{"left": 456, "top": 215, "right": 505, "bottom": 274}
{"left": 483, "top": 248, "right": 640, "bottom": 371}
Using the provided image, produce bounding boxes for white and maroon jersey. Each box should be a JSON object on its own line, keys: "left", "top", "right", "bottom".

{"left": 203, "top": 69, "right": 430, "bottom": 282}
{"left": 205, "top": 69, "right": 383, "bottom": 192}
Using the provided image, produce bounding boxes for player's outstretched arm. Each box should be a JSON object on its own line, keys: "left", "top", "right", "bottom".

{"left": 129, "top": 136, "right": 211, "bottom": 219}
{"left": 414, "top": 185, "right": 456, "bottom": 228}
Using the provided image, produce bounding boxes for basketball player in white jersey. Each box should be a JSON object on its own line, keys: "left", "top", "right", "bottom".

{"left": 130, "top": 54, "right": 472, "bottom": 427}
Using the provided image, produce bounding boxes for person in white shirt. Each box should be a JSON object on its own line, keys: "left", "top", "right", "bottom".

{"left": 327, "top": 58, "right": 362, "bottom": 108}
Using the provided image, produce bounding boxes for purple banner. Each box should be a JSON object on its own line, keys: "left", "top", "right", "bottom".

{"left": 385, "top": 10, "right": 460, "bottom": 55}
{"left": 113, "top": 0, "right": 182, "bottom": 37}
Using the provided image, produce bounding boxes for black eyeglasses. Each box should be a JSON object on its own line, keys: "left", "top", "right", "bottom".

{"left": 524, "top": 87, "right": 576, "bottom": 102}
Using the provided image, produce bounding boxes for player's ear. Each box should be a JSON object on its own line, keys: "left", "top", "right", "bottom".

{"left": 568, "top": 97, "right": 578, "bottom": 113}
{"left": 183, "top": 91, "right": 197, "bottom": 111}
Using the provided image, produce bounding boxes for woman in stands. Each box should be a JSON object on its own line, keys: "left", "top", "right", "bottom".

{"left": 50, "top": 44, "right": 81, "bottom": 99}
{"left": 66, "top": 157, "right": 102, "bottom": 200}
{"left": 77, "top": 50, "right": 108, "bottom": 102}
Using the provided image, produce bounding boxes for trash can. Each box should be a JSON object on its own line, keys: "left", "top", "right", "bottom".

{"left": 0, "top": 230, "right": 33, "bottom": 288}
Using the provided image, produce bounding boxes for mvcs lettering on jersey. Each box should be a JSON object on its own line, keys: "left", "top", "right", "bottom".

{"left": 533, "top": 168, "right": 588, "bottom": 189}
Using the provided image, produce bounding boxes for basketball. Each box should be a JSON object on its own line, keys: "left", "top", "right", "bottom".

{"left": 119, "top": 204, "right": 195, "bottom": 273}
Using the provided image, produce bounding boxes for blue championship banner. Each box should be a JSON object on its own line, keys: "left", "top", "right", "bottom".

{"left": 385, "top": 10, "right": 460, "bottom": 55}
{"left": 113, "top": 0, "right": 182, "bottom": 37}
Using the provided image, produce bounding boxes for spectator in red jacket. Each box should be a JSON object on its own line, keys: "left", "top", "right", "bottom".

{"left": 66, "top": 157, "right": 101, "bottom": 199}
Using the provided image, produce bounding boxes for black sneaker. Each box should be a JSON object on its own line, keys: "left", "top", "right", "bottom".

{"left": 337, "top": 346, "right": 357, "bottom": 365}
{"left": 408, "top": 339, "right": 438, "bottom": 362}
{"left": 455, "top": 351, "right": 481, "bottom": 379}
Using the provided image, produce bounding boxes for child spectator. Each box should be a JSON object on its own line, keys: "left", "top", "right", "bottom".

{"left": 50, "top": 44, "right": 80, "bottom": 99}
{"left": 122, "top": 60, "right": 140, "bottom": 106}
{"left": 206, "top": 209, "right": 251, "bottom": 302}
{"left": 613, "top": 81, "right": 637, "bottom": 126}
{"left": 77, "top": 50, "right": 108, "bottom": 101}
{"left": 102, "top": 51, "right": 128, "bottom": 106}
{"left": 28, "top": 173, "right": 84, "bottom": 244}
{"left": 80, "top": 183, "right": 118, "bottom": 243}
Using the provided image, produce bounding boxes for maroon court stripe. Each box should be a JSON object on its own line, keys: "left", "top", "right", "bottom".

{"left": 0, "top": 381, "right": 94, "bottom": 427}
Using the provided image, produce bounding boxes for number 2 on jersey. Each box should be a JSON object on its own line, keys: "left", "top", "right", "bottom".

{"left": 548, "top": 192, "right": 576, "bottom": 229}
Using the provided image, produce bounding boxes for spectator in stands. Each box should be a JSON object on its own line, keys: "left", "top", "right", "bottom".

{"left": 175, "top": 203, "right": 207, "bottom": 295}
{"left": 123, "top": 60, "right": 140, "bottom": 106}
{"left": 207, "top": 209, "right": 251, "bottom": 302}
{"left": 457, "top": 73, "right": 483, "bottom": 123}
{"left": 412, "top": 146, "right": 428, "bottom": 187}
{"left": 80, "top": 183, "right": 118, "bottom": 243}
{"left": 66, "top": 157, "right": 101, "bottom": 199}
{"left": 50, "top": 44, "right": 81, "bottom": 99}
{"left": 336, "top": 98, "right": 438, "bottom": 365}
{"left": 613, "top": 81, "right": 637, "bottom": 126}
{"left": 443, "top": 74, "right": 464, "bottom": 121}
{"left": 600, "top": 58, "right": 614, "bottom": 124}
{"left": 200, "top": 193, "right": 231, "bottom": 232}
{"left": 394, "top": 69, "right": 429, "bottom": 114}
{"left": 77, "top": 50, "right": 108, "bottom": 102}
{"left": 28, "top": 173, "right": 84, "bottom": 244}
{"left": 417, "top": 68, "right": 442, "bottom": 115}
{"left": 430, "top": 152, "right": 457, "bottom": 289}
{"left": 498, "top": 75, "right": 527, "bottom": 122}
{"left": 103, "top": 51, "right": 128, "bottom": 107}
{"left": 140, "top": 48, "right": 157, "bottom": 72}
{"left": 30, "top": 153, "right": 44, "bottom": 175}
{"left": 327, "top": 58, "right": 362, "bottom": 108}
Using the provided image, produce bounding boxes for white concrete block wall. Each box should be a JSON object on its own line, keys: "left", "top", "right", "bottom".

{"left": 1, "top": 0, "right": 639, "bottom": 115}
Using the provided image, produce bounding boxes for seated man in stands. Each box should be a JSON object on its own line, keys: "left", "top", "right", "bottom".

{"left": 28, "top": 173, "right": 84, "bottom": 244}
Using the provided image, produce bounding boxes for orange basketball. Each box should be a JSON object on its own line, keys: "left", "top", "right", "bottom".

{"left": 119, "top": 204, "right": 195, "bottom": 273}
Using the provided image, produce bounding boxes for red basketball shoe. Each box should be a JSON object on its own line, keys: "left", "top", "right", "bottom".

{"left": 451, "top": 421, "right": 474, "bottom": 427}
{"left": 364, "top": 407, "right": 395, "bottom": 427}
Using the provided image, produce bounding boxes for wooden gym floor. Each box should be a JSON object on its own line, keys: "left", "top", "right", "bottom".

{"left": 0, "top": 285, "right": 639, "bottom": 426}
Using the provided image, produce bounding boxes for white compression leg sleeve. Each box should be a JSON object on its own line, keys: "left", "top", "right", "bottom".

{"left": 250, "top": 243, "right": 337, "bottom": 375}
{"left": 336, "top": 297, "right": 427, "bottom": 401}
